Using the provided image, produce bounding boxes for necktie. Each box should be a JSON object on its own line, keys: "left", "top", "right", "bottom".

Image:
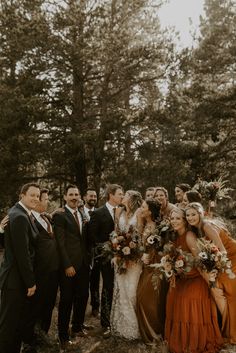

{"left": 74, "top": 211, "right": 81, "bottom": 234}
{"left": 41, "top": 214, "right": 52, "bottom": 235}
{"left": 88, "top": 210, "right": 92, "bottom": 216}
{"left": 29, "top": 213, "right": 35, "bottom": 225}
{"left": 113, "top": 207, "right": 116, "bottom": 221}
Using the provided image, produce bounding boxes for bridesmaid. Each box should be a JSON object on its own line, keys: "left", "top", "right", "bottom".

{"left": 174, "top": 183, "right": 191, "bottom": 208}
{"left": 165, "top": 208, "right": 223, "bottom": 353}
{"left": 136, "top": 199, "right": 168, "bottom": 343}
{"left": 185, "top": 202, "right": 236, "bottom": 344}
{"left": 182, "top": 190, "right": 202, "bottom": 208}
{"left": 154, "top": 187, "right": 175, "bottom": 220}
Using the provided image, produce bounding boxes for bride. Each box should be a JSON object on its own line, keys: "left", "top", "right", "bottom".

{"left": 110, "top": 190, "right": 143, "bottom": 340}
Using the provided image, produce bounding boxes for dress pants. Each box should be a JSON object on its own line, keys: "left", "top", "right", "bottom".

{"left": 0, "top": 287, "right": 27, "bottom": 353}
{"left": 58, "top": 264, "right": 89, "bottom": 341}
{"left": 89, "top": 260, "right": 101, "bottom": 311}
{"left": 100, "top": 260, "right": 114, "bottom": 328}
{"left": 36, "top": 270, "right": 59, "bottom": 333}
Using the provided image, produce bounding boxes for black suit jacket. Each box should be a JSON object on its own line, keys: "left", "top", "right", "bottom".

{"left": 34, "top": 218, "right": 59, "bottom": 276}
{"left": 88, "top": 204, "right": 114, "bottom": 245}
{"left": 0, "top": 203, "right": 38, "bottom": 290}
{"left": 53, "top": 207, "right": 89, "bottom": 271}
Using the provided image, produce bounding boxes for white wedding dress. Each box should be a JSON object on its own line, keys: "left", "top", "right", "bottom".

{"left": 110, "top": 211, "right": 142, "bottom": 339}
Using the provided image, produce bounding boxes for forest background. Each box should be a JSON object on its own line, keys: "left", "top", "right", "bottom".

{"left": 0, "top": 0, "right": 235, "bottom": 216}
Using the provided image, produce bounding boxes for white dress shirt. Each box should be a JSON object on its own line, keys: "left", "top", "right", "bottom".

{"left": 32, "top": 210, "right": 48, "bottom": 232}
{"left": 106, "top": 202, "right": 116, "bottom": 221}
{"left": 84, "top": 206, "right": 95, "bottom": 221}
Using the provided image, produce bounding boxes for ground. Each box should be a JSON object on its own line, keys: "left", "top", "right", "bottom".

{"left": 40, "top": 303, "right": 236, "bottom": 353}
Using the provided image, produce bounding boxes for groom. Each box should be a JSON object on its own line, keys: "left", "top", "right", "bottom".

{"left": 88, "top": 184, "right": 123, "bottom": 337}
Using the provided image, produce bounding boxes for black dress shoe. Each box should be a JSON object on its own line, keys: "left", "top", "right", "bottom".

{"left": 22, "top": 343, "right": 37, "bottom": 353}
{"left": 82, "top": 323, "right": 94, "bottom": 330}
{"left": 60, "top": 340, "right": 74, "bottom": 352}
{"left": 92, "top": 308, "right": 99, "bottom": 317}
{"left": 102, "top": 327, "right": 111, "bottom": 339}
{"left": 71, "top": 328, "right": 88, "bottom": 338}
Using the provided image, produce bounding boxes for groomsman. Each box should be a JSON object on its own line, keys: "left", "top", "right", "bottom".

{"left": 53, "top": 184, "right": 90, "bottom": 350}
{"left": 88, "top": 184, "right": 123, "bottom": 337}
{"left": 0, "top": 183, "right": 40, "bottom": 353}
{"left": 83, "top": 189, "right": 100, "bottom": 317}
{"left": 31, "top": 189, "right": 59, "bottom": 339}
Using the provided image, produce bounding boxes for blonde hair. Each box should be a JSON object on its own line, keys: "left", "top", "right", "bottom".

{"left": 185, "top": 202, "right": 204, "bottom": 217}
{"left": 126, "top": 190, "right": 143, "bottom": 213}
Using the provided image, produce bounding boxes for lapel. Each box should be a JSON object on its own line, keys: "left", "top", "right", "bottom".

{"left": 34, "top": 218, "right": 51, "bottom": 237}
{"left": 65, "top": 207, "right": 83, "bottom": 237}
{"left": 103, "top": 204, "right": 114, "bottom": 224}
{"left": 15, "top": 203, "right": 39, "bottom": 237}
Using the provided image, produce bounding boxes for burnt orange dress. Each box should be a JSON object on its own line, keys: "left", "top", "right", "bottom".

{"left": 165, "top": 233, "right": 223, "bottom": 353}
{"left": 136, "top": 249, "right": 169, "bottom": 343}
{"left": 217, "top": 229, "right": 236, "bottom": 343}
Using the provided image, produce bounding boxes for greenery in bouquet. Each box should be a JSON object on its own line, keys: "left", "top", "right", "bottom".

{"left": 144, "top": 219, "right": 177, "bottom": 253}
{"left": 195, "top": 238, "right": 235, "bottom": 286}
{"left": 193, "top": 175, "right": 233, "bottom": 203}
{"left": 150, "top": 242, "right": 194, "bottom": 288}
{"left": 97, "top": 225, "right": 143, "bottom": 274}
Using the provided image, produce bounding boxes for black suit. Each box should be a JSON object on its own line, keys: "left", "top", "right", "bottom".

{"left": 53, "top": 207, "right": 90, "bottom": 342}
{"left": 88, "top": 204, "right": 115, "bottom": 328}
{"left": 0, "top": 203, "right": 38, "bottom": 353}
{"left": 24, "top": 215, "right": 60, "bottom": 342}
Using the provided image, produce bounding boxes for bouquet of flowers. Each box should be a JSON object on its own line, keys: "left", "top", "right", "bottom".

{"left": 143, "top": 219, "right": 177, "bottom": 253}
{"left": 195, "top": 238, "right": 235, "bottom": 287}
{"left": 193, "top": 175, "right": 233, "bottom": 203}
{"left": 97, "top": 225, "right": 143, "bottom": 274}
{"left": 150, "top": 242, "right": 194, "bottom": 288}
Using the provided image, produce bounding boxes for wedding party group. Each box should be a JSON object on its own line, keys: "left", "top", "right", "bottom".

{"left": 0, "top": 181, "right": 235, "bottom": 353}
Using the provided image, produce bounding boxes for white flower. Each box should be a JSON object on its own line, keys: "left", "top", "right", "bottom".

{"left": 199, "top": 251, "right": 208, "bottom": 259}
{"left": 147, "top": 235, "right": 155, "bottom": 245}
{"left": 122, "top": 246, "right": 131, "bottom": 255}
{"left": 165, "top": 270, "right": 173, "bottom": 278}
{"left": 175, "top": 259, "right": 184, "bottom": 268}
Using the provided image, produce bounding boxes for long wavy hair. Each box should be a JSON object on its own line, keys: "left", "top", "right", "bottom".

{"left": 145, "top": 199, "right": 161, "bottom": 223}
{"left": 185, "top": 202, "right": 227, "bottom": 238}
{"left": 126, "top": 190, "right": 143, "bottom": 214}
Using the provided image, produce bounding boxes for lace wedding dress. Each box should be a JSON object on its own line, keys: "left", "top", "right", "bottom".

{"left": 110, "top": 211, "right": 142, "bottom": 339}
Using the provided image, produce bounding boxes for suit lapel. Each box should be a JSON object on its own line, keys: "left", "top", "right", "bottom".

{"left": 65, "top": 207, "right": 82, "bottom": 238}
{"left": 104, "top": 205, "right": 114, "bottom": 224}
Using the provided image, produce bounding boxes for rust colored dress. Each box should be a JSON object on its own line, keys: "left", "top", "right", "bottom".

{"left": 217, "top": 229, "right": 236, "bottom": 343}
{"left": 165, "top": 233, "right": 223, "bottom": 353}
{"left": 136, "top": 249, "right": 169, "bottom": 343}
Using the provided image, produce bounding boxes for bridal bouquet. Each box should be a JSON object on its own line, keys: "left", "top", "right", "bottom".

{"left": 98, "top": 225, "right": 143, "bottom": 274}
{"left": 195, "top": 238, "right": 235, "bottom": 287}
{"left": 150, "top": 242, "right": 194, "bottom": 288}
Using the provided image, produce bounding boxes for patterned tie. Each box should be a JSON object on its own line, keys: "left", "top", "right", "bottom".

{"left": 88, "top": 210, "right": 92, "bottom": 217}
